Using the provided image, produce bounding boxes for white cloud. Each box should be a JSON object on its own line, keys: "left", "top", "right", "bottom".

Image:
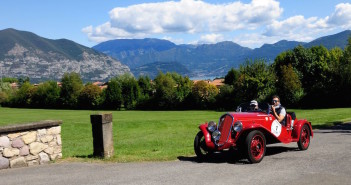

{"left": 84, "top": 0, "right": 282, "bottom": 41}
{"left": 250, "top": 2, "right": 351, "bottom": 48}
{"left": 327, "top": 3, "right": 351, "bottom": 29}
{"left": 84, "top": 1, "right": 351, "bottom": 48}
{"left": 198, "top": 33, "right": 224, "bottom": 44}
{"left": 162, "top": 36, "right": 184, "bottom": 44}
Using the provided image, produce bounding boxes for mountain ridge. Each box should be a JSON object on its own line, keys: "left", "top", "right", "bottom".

{"left": 0, "top": 28, "right": 131, "bottom": 82}
{"left": 93, "top": 30, "right": 351, "bottom": 78}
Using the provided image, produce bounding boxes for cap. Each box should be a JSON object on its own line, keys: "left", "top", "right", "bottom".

{"left": 250, "top": 100, "right": 258, "bottom": 106}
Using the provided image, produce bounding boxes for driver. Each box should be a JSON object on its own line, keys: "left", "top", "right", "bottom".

{"left": 250, "top": 100, "right": 259, "bottom": 111}
{"left": 271, "top": 95, "right": 286, "bottom": 125}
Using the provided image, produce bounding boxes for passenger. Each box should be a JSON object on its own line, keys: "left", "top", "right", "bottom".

{"left": 271, "top": 95, "right": 286, "bottom": 125}
{"left": 250, "top": 100, "right": 260, "bottom": 111}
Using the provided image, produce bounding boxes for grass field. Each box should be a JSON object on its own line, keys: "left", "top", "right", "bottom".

{"left": 0, "top": 107, "right": 350, "bottom": 162}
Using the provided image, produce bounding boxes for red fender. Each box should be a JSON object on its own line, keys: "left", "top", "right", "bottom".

{"left": 199, "top": 124, "right": 216, "bottom": 150}
{"left": 292, "top": 119, "right": 313, "bottom": 140}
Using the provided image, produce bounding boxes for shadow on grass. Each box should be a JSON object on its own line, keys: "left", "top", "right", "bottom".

{"left": 73, "top": 154, "right": 96, "bottom": 159}
{"left": 313, "top": 122, "right": 351, "bottom": 134}
{"left": 178, "top": 146, "right": 299, "bottom": 164}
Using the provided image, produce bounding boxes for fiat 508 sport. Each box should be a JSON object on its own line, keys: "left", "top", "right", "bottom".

{"left": 194, "top": 103, "right": 313, "bottom": 163}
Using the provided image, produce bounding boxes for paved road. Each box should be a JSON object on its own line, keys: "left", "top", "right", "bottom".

{"left": 1, "top": 126, "right": 351, "bottom": 185}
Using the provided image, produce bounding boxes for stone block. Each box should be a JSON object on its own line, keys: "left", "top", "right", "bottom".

{"left": 29, "top": 142, "right": 48, "bottom": 155}
{"left": 56, "top": 135, "right": 62, "bottom": 145}
{"left": 27, "top": 160, "right": 39, "bottom": 166}
{"left": 50, "top": 154, "right": 58, "bottom": 160}
{"left": 22, "top": 131, "right": 37, "bottom": 144}
{"left": 0, "top": 156, "right": 9, "bottom": 169}
{"left": 53, "top": 146, "right": 62, "bottom": 154}
{"left": 47, "top": 126, "right": 61, "bottom": 135}
{"left": 10, "top": 157, "right": 27, "bottom": 168}
{"left": 44, "top": 147, "right": 54, "bottom": 155}
{"left": 26, "top": 155, "right": 38, "bottom": 161}
{"left": 0, "top": 136, "right": 10, "bottom": 147}
{"left": 11, "top": 138, "right": 24, "bottom": 148}
{"left": 37, "top": 129, "right": 47, "bottom": 136}
{"left": 8, "top": 133, "right": 21, "bottom": 139}
{"left": 49, "top": 141, "right": 57, "bottom": 147}
{"left": 40, "top": 135, "right": 54, "bottom": 143}
{"left": 90, "top": 113, "right": 114, "bottom": 158}
{"left": 39, "top": 152, "right": 50, "bottom": 164}
{"left": 19, "top": 145, "right": 29, "bottom": 156}
{"left": 3, "top": 148, "right": 20, "bottom": 157}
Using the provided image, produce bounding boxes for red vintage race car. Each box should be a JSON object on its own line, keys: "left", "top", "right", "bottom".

{"left": 194, "top": 102, "right": 313, "bottom": 163}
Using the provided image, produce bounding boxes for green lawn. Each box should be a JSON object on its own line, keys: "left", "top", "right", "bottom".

{"left": 0, "top": 107, "right": 350, "bottom": 162}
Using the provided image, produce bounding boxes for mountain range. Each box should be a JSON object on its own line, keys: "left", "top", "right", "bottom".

{"left": 0, "top": 28, "right": 350, "bottom": 82}
{"left": 0, "top": 28, "right": 130, "bottom": 83}
{"left": 93, "top": 30, "right": 351, "bottom": 79}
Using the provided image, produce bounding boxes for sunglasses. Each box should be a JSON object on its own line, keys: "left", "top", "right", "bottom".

{"left": 272, "top": 100, "right": 278, "bottom": 103}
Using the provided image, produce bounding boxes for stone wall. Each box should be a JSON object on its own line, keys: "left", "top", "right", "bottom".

{"left": 0, "top": 120, "right": 62, "bottom": 169}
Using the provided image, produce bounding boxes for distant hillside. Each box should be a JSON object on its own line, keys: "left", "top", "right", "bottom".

{"left": 131, "top": 61, "right": 190, "bottom": 79}
{"left": 249, "top": 40, "right": 305, "bottom": 61}
{"left": 304, "top": 30, "right": 351, "bottom": 49}
{"left": 0, "top": 28, "right": 131, "bottom": 82}
{"left": 93, "top": 30, "right": 351, "bottom": 78}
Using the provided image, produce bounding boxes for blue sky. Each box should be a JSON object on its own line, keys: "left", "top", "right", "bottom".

{"left": 1, "top": 0, "right": 350, "bottom": 48}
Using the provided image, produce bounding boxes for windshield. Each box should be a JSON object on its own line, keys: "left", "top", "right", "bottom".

{"left": 236, "top": 102, "right": 270, "bottom": 113}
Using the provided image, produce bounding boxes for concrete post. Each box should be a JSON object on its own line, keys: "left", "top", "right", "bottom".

{"left": 90, "top": 113, "right": 114, "bottom": 158}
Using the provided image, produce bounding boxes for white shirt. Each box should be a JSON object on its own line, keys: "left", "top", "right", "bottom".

{"left": 275, "top": 105, "right": 286, "bottom": 117}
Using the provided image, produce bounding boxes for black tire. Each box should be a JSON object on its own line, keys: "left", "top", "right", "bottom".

{"left": 245, "top": 130, "right": 266, "bottom": 163}
{"left": 194, "top": 131, "right": 210, "bottom": 160}
{"left": 298, "top": 124, "right": 311, "bottom": 150}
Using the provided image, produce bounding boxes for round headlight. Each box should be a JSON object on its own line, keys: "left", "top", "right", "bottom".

{"left": 207, "top": 121, "right": 217, "bottom": 132}
{"left": 233, "top": 121, "right": 243, "bottom": 132}
{"left": 212, "top": 130, "right": 221, "bottom": 141}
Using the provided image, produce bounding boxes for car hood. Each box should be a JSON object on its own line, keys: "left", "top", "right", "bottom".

{"left": 228, "top": 112, "right": 270, "bottom": 122}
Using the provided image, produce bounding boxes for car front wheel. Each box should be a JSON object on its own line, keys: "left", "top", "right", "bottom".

{"left": 245, "top": 130, "right": 266, "bottom": 163}
{"left": 298, "top": 124, "right": 311, "bottom": 150}
{"left": 194, "top": 131, "right": 211, "bottom": 160}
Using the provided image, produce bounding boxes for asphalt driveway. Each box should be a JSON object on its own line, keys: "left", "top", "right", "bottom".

{"left": 1, "top": 125, "right": 351, "bottom": 185}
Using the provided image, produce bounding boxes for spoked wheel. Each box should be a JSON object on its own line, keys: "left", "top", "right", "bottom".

{"left": 194, "top": 131, "right": 211, "bottom": 160}
{"left": 298, "top": 124, "right": 310, "bottom": 150}
{"left": 245, "top": 130, "right": 266, "bottom": 163}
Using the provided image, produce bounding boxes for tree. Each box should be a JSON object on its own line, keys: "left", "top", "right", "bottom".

{"left": 10, "top": 82, "right": 36, "bottom": 107}
{"left": 104, "top": 78, "right": 122, "bottom": 110}
{"left": 0, "top": 82, "right": 12, "bottom": 105}
{"left": 236, "top": 59, "right": 275, "bottom": 102}
{"left": 275, "top": 64, "right": 304, "bottom": 106}
{"left": 118, "top": 74, "right": 140, "bottom": 110}
{"left": 60, "top": 72, "right": 83, "bottom": 108}
{"left": 138, "top": 75, "right": 153, "bottom": 98}
{"left": 78, "top": 84, "right": 102, "bottom": 109}
{"left": 1, "top": 77, "right": 18, "bottom": 83}
{"left": 224, "top": 68, "right": 240, "bottom": 85}
{"left": 154, "top": 72, "right": 177, "bottom": 109}
{"left": 32, "top": 81, "right": 60, "bottom": 108}
{"left": 338, "top": 36, "right": 351, "bottom": 106}
{"left": 153, "top": 72, "right": 192, "bottom": 109}
{"left": 215, "top": 85, "right": 236, "bottom": 110}
{"left": 191, "top": 80, "right": 219, "bottom": 109}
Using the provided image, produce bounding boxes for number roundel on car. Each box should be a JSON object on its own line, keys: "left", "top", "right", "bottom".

{"left": 271, "top": 120, "right": 282, "bottom": 137}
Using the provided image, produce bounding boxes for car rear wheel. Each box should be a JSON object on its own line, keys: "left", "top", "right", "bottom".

{"left": 298, "top": 124, "right": 310, "bottom": 150}
{"left": 245, "top": 130, "right": 266, "bottom": 163}
{"left": 194, "top": 131, "right": 211, "bottom": 160}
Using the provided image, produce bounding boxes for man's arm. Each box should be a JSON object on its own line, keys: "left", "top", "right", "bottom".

{"left": 272, "top": 106, "right": 284, "bottom": 122}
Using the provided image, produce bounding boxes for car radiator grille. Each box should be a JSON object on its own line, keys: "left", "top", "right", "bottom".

{"left": 217, "top": 114, "right": 234, "bottom": 146}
